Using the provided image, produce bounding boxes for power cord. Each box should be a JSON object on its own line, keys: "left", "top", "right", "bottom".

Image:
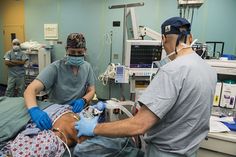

{"left": 98, "top": 63, "right": 119, "bottom": 85}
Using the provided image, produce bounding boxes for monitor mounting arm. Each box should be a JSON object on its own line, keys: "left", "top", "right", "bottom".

{"left": 139, "top": 26, "right": 162, "bottom": 41}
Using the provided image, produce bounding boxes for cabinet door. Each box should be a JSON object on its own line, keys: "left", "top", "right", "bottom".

{"left": 198, "top": 148, "right": 234, "bottom": 157}
{"left": 38, "top": 48, "right": 51, "bottom": 73}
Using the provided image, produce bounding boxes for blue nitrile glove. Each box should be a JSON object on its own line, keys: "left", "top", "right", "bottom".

{"left": 75, "top": 112, "right": 99, "bottom": 137}
{"left": 70, "top": 98, "right": 86, "bottom": 113}
{"left": 92, "top": 101, "right": 106, "bottom": 111}
{"left": 28, "top": 106, "right": 52, "bottom": 130}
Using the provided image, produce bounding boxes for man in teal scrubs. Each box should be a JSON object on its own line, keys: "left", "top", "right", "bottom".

{"left": 75, "top": 17, "right": 217, "bottom": 157}
{"left": 24, "top": 33, "right": 96, "bottom": 131}
{"left": 4, "top": 39, "right": 28, "bottom": 97}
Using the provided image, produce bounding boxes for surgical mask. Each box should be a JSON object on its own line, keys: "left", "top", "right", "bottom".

{"left": 153, "top": 51, "right": 175, "bottom": 68}
{"left": 153, "top": 39, "right": 198, "bottom": 68}
{"left": 13, "top": 45, "right": 20, "bottom": 51}
{"left": 65, "top": 55, "right": 85, "bottom": 67}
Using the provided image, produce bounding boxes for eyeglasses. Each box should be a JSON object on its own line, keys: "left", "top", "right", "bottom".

{"left": 67, "top": 48, "right": 85, "bottom": 56}
{"left": 13, "top": 43, "right": 20, "bottom": 46}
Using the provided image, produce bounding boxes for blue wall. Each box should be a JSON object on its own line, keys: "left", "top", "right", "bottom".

{"left": 1, "top": 0, "right": 236, "bottom": 98}
{"left": 192, "top": 0, "right": 236, "bottom": 55}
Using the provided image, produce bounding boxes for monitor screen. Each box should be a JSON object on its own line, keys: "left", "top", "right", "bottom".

{"left": 130, "top": 44, "right": 162, "bottom": 68}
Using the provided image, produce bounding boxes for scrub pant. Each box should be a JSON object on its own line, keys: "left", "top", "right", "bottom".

{"left": 5, "top": 76, "right": 25, "bottom": 97}
{"left": 149, "top": 151, "right": 197, "bottom": 157}
{"left": 145, "top": 146, "right": 197, "bottom": 157}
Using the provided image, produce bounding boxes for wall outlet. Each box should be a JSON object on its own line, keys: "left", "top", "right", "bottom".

{"left": 113, "top": 54, "right": 119, "bottom": 59}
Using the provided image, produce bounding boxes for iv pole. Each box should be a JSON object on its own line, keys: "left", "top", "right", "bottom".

{"left": 109, "top": 2, "right": 144, "bottom": 65}
{"left": 109, "top": 2, "right": 144, "bottom": 100}
{"left": 109, "top": 31, "right": 113, "bottom": 99}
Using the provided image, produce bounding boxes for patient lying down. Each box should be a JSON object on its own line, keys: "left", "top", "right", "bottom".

{"left": 2, "top": 103, "right": 142, "bottom": 157}
{"left": 9, "top": 104, "right": 89, "bottom": 157}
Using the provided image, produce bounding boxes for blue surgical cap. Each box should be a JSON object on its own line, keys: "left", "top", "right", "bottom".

{"left": 161, "top": 17, "right": 191, "bottom": 35}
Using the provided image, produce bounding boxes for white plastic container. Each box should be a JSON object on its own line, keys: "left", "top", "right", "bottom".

{"left": 213, "top": 82, "right": 222, "bottom": 107}
{"left": 220, "top": 82, "right": 236, "bottom": 109}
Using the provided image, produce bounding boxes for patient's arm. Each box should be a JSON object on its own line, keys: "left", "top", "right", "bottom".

{"left": 52, "top": 112, "right": 89, "bottom": 146}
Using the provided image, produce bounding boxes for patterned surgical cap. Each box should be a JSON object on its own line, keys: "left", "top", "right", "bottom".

{"left": 66, "top": 33, "right": 86, "bottom": 49}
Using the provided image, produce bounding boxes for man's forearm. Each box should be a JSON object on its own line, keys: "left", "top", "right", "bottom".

{"left": 10, "top": 60, "right": 25, "bottom": 65}
{"left": 24, "top": 80, "right": 44, "bottom": 109}
{"left": 94, "top": 117, "right": 144, "bottom": 137}
{"left": 93, "top": 105, "right": 159, "bottom": 137}
{"left": 5, "top": 60, "right": 17, "bottom": 66}
{"left": 24, "top": 87, "right": 39, "bottom": 109}
{"left": 83, "top": 86, "right": 95, "bottom": 103}
{"left": 5, "top": 60, "right": 25, "bottom": 66}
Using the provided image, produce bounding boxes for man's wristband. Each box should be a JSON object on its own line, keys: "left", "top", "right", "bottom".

{"left": 82, "top": 98, "right": 87, "bottom": 104}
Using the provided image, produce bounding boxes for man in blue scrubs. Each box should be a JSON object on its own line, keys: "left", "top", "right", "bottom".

{"left": 4, "top": 39, "right": 28, "bottom": 97}
{"left": 75, "top": 17, "right": 217, "bottom": 157}
{"left": 24, "top": 33, "right": 96, "bottom": 131}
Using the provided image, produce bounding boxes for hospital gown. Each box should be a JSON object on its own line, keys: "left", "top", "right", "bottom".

{"left": 1, "top": 104, "right": 70, "bottom": 157}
